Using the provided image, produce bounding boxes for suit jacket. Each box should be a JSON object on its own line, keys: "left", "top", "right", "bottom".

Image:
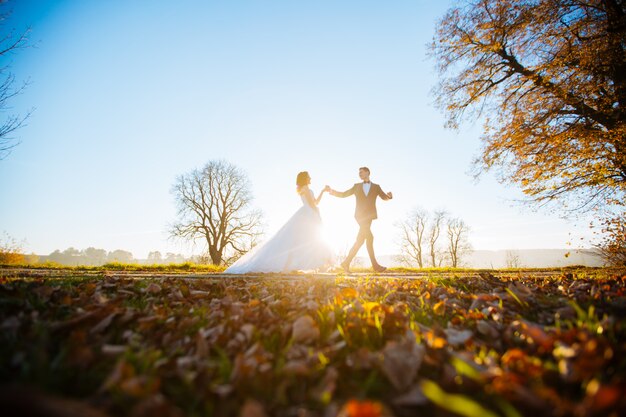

{"left": 335, "top": 182, "right": 390, "bottom": 223}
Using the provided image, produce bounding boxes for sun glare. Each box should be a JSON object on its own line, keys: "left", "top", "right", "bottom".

{"left": 320, "top": 207, "right": 358, "bottom": 256}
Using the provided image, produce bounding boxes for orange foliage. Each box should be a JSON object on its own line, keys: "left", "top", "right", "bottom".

{"left": 430, "top": 0, "right": 625, "bottom": 219}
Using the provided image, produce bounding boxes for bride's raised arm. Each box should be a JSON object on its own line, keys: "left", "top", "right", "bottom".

{"left": 315, "top": 188, "right": 326, "bottom": 205}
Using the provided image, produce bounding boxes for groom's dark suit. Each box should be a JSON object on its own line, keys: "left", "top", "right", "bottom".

{"left": 333, "top": 182, "right": 391, "bottom": 268}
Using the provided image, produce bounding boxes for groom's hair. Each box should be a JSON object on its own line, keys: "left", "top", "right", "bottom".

{"left": 359, "top": 166, "right": 370, "bottom": 174}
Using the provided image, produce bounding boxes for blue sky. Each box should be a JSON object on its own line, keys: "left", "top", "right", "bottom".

{"left": 0, "top": 0, "right": 596, "bottom": 259}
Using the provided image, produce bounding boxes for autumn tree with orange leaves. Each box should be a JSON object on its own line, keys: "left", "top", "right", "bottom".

{"left": 430, "top": 0, "right": 625, "bottom": 263}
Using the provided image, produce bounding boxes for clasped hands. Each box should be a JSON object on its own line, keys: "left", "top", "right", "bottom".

{"left": 323, "top": 185, "right": 393, "bottom": 199}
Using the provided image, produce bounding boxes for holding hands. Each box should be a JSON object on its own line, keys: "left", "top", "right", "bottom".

{"left": 324, "top": 184, "right": 392, "bottom": 199}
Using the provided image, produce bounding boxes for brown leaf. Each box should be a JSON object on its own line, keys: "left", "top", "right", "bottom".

{"left": 130, "top": 393, "right": 184, "bottom": 417}
{"left": 67, "top": 329, "right": 95, "bottom": 368}
{"left": 292, "top": 315, "right": 320, "bottom": 344}
{"left": 239, "top": 398, "right": 268, "bottom": 417}
{"left": 211, "top": 384, "right": 234, "bottom": 397}
{"left": 33, "top": 285, "right": 58, "bottom": 301}
{"left": 51, "top": 306, "right": 112, "bottom": 333}
{"left": 345, "top": 347, "right": 377, "bottom": 369}
{"left": 119, "top": 375, "right": 161, "bottom": 398}
{"left": 100, "top": 344, "right": 125, "bottom": 356}
{"left": 476, "top": 320, "right": 499, "bottom": 339}
{"left": 379, "top": 329, "right": 425, "bottom": 391}
{"left": 444, "top": 328, "right": 473, "bottom": 347}
{"left": 392, "top": 384, "right": 429, "bottom": 407}
{"left": 99, "top": 358, "right": 135, "bottom": 393}
{"left": 281, "top": 360, "right": 310, "bottom": 376}
{"left": 507, "top": 281, "right": 533, "bottom": 302}
{"left": 196, "top": 331, "right": 209, "bottom": 358}
{"left": 145, "top": 282, "right": 162, "bottom": 294}
{"left": 240, "top": 323, "right": 255, "bottom": 341}
{"left": 90, "top": 311, "right": 119, "bottom": 335}
{"left": 92, "top": 291, "right": 109, "bottom": 304}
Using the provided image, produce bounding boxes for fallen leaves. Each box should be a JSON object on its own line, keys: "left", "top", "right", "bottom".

{"left": 0, "top": 269, "right": 625, "bottom": 417}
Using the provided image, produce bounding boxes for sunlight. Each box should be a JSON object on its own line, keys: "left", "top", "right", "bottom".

{"left": 320, "top": 222, "right": 333, "bottom": 248}
{"left": 320, "top": 204, "right": 358, "bottom": 256}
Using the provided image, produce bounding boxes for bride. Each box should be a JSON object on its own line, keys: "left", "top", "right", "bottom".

{"left": 224, "top": 171, "right": 335, "bottom": 273}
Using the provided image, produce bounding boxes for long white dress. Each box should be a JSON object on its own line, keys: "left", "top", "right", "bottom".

{"left": 224, "top": 188, "right": 335, "bottom": 273}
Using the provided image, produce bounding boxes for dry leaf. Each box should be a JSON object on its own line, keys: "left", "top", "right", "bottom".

{"left": 90, "top": 311, "right": 119, "bottom": 334}
{"left": 476, "top": 320, "right": 499, "bottom": 339}
{"left": 239, "top": 398, "right": 268, "bottom": 417}
{"left": 444, "top": 328, "right": 473, "bottom": 346}
{"left": 282, "top": 360, "right": 310, "bottom": 376}
{"left": 379, "top": 330, "right": 425, "bottom": 391}
{"left": 292, "top": 315, "right": 320, "bottom": 344}
{"left": 101, "top": 344, "right": 126, "bottom": 355}
{"left": 392, "top": 384, "right": 429, "bottom": 407}
{"left": 145, "top": 283, "right": 162, "bottom": 294}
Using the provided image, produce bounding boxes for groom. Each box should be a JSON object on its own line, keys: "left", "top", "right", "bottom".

{"left": 326, "top": 166, "right": 393, "bottom": 273}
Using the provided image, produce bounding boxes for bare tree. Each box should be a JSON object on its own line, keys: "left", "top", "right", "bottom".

{"left": 428, "top": 210, "right": 447, "bottom": 267}
{"left": 169, "top": 160, "right": 263, "bottom": 266}
{"left": 446, "top": 217, "right": 472, "bottom": 267}
{"left": 0, "top": 4, "right": 32, "bottom": 160}
{"left": 505, "top": 250, "right": 522, "bottom": 268}
{"left": 396, "top": 207, "right": 428, "bottom": 268}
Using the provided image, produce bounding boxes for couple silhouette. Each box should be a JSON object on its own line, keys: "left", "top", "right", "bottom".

{"left": 225, "top": 166, "right": 393, "bottom": 274}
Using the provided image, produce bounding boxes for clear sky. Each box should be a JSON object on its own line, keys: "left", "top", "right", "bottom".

{"left": 0, "top": 0, "right": 597, "bottom": 259}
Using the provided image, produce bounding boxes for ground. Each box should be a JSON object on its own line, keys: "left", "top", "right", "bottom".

{"left": 0, "top": 267, "right": 625, "bottom": 417}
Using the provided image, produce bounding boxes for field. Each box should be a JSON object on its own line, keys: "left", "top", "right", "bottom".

{"left": 0, "top": 266, "right": 625, "bottom": 417}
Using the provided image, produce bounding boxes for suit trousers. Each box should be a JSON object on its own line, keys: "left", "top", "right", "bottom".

{"left": 345, "top": 219, "right": 379, "bottom": 267}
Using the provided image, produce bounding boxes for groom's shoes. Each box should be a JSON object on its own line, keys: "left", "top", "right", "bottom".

{"left": 373, "top": 264, "right": 387, "bottom": 273}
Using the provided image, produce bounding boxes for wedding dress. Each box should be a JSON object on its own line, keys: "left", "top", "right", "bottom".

{"left": 224, "top": 188, "right": 335, "bottom": 273}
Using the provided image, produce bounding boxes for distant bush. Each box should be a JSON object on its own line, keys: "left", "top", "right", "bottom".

{"left": 0, "top": 232, "right": 25, "bottom": 265}
{"left": 0, "top": 251, "right": 24, "bottom": 265}
{"left": 100, "top": 262, "right": 224, "bottom": 272}
{"left": 0, "top": 260, "right": 226, "bottom": 272}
